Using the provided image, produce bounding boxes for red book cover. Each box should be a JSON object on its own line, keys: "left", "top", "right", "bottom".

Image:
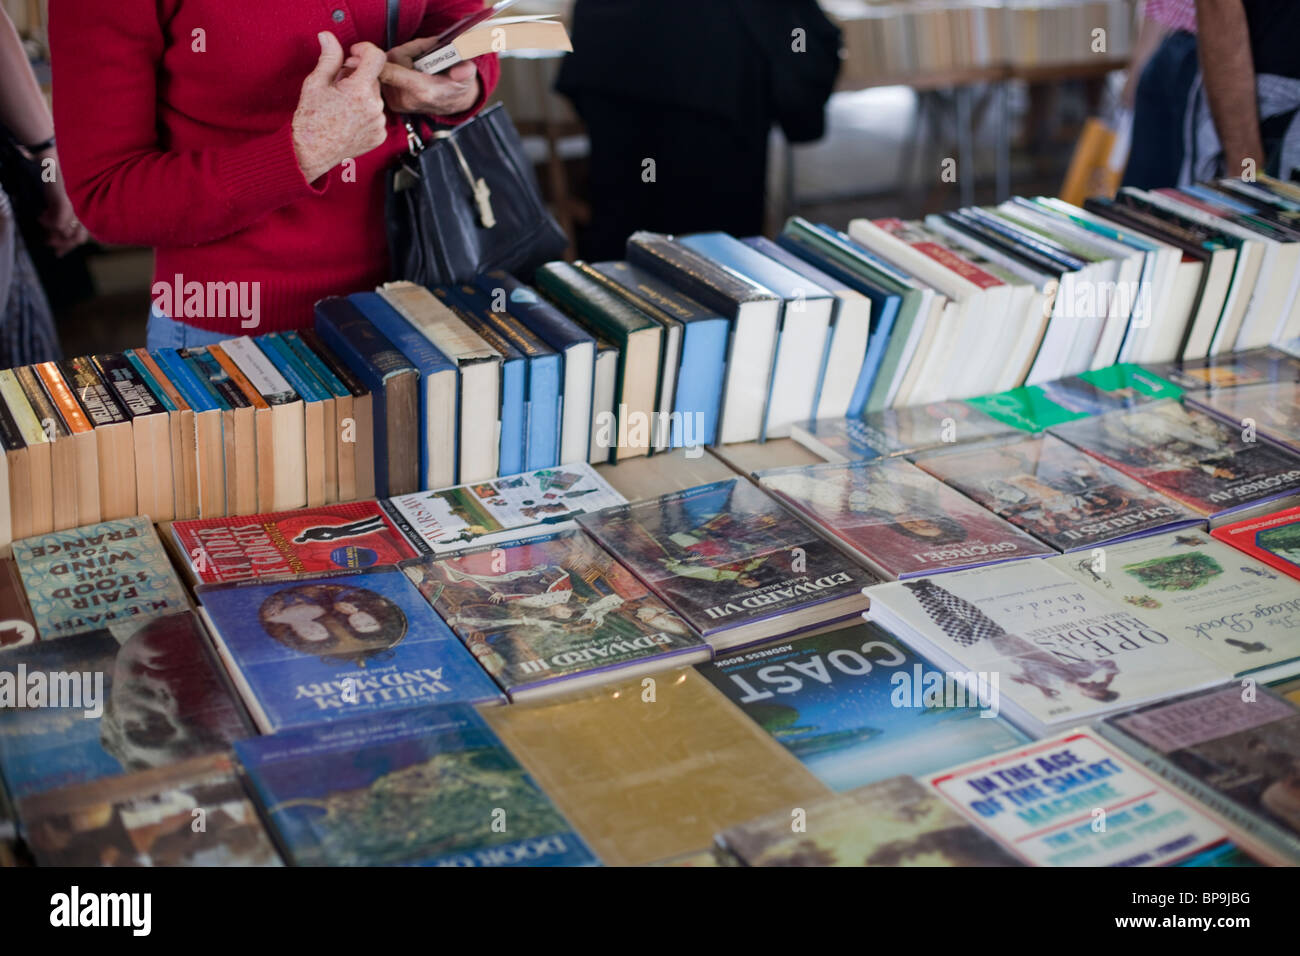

{"left": 172, "top": 501, "right": 422, "bottom": 584}
{"left": 1211, "top": 505, "right": 1300, "bottom": 581}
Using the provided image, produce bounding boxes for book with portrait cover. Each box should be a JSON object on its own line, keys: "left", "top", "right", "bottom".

{"left": 236, "top": 703, "right": 596, "bottom": 867}
{"left": 927, "top": 729, "right": 1270, "bottom": 866}
{"left": 384, "top": 463, "right": 625, "bottom": 555}
{"left": 402, "top": 529, "right": 706, "bottom": 700}
{"left": 13, "top": 517, "right": 190, "bottom": 642}
{"left": 1099, "top": 686, "right": 1300, "bottom": 863}
{"left": 912, "top": 433, "right": 1202, "bottom": 552}
{"left": 171, "top": 501, "right": 424, "bottom": 585}
{"left": 966, "top": 364, "right": 1183, "bottom": 433}
{"left": 19, "top": 753, "right": 281, "bottom": 867}
{"left": 759, "top": 459, "right": 1052, "bottom": 579}
{"left": 1212, "top": 504, "right": 1300, "bottom": 580}
{"left": 0, "top": 612, "right": 251, "bottom": 803}
{"left": 578, "top": 478, "right": 876, "bottom": 650}
{"left": 1050, "top": 530, "right": 1300, "bottom": 681}
{"left": 1049, "top": 400, "right": 1300, "bottom": 519}
{"left": 195, "top": 567, "right": 503, "bottom": 734}
{"left": 1186, "top": 380, "right": 1300, "bottom": 455}
{"left": 1147, "top": 347, "right": 1300, "bottom": 391}
{"left": 697, "top": 620, "right": 1027, "bottom": 792}
{"left": 866, "top": 560, "right": 1228, "bottom": 737}
{"left": 720, "top": 775, "right": 1025, "bottom": 867}
{"left": 790, "top": 400, "right": 1018, "bottom": 463}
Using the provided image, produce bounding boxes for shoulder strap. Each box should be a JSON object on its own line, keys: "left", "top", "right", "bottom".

{"left": 386, "top": 0, "right": 401, "bottom": 49}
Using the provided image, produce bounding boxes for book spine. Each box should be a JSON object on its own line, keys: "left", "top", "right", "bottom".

{"left": 59, "top": 357, "right": 131, "bottom": 426}
{"left": 281, "top": 331, "right": 348, "bottom": 398}
{"left": 92, "top": 354, "right": 166, "bottom": 419}
{"left": 0, "top": 370, "right": 46, "bottom": 446}
{"left": 35, "top": 363, "right": 94, "bottom": 433}
{"left": 208, "top": 346, "right": 270, "bottom": 410}
{"left": 256, "top": 335, "right": 325, "bottom": 403}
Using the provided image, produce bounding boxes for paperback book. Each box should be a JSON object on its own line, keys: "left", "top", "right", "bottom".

{"left": 966, "top": 364, "right": 1183, "bottom": 433}
{"left": 13, "top": 517, "right": 190, "bottom": 642}
{"left": 402, "top": 529, "right": 706, "bottom": 700}
{"left": 912, "top": 433, "right": 1203, "bottom": 551}
{"left": 866, "top": 560, "right": 1228, "bottom": 737}
{"left": 1187, "top": 380, "right": 1300, "bottom": 455}
{"left": 1050, "top": 400, "right": 1300, "bottom": 519}
{"left": 172, "top": 501, "right": 423, "bottom": 584}
{"left": 196, "top": 567, "right": 504, "bottom": 733}
{"left": 927, "top": 729, "right": 1263, "bottom": 866}
{"left": 1148, "top": 347, "right": 1300, "bottom": 391}
{"left": 236, "top": 704, "right": 596, "bottom": 866}
{"left": 0, "top": 612, "right": 251, "bottom": 802}
{"left": 759, "top": 459, "right": 1052, "bottom": 579}
{"left": 790, "top": 399, "right": 1017, "bottom": 463}
{"left": 19, "top": 753, "right": 281, "bottom": 867}
{"left": 719, "top": 775, "right": 1025, "bottom": 867}
{"left": 578, "top": 478, "right": 876, "bottom": 649}
{"left": 384, "top": 463, "right": 625, "bottom": 555}
{"left": 697, "top": 621, "right": 1027, "bottom": 791}
{"left": 1100, "top": 686, "right": 1300, "bottom": 863}
{"left": 1211, "top": 504, "right": 1300, "bottom": 580}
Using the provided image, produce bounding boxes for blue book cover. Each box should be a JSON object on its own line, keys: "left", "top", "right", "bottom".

{"left": 589, "top": 261, "right": 729, "bottom": 448}
{"left": 346, "top": 292, "right": 457, "bottom": 491}
{"left": 435, "top": 286, "right": 527, "bottom": 477}
{"left": 697, "top": 620, "right": 1028, "bottom": 792}
{"left": 236, "top": 703, "right": 598, "bottom": 866}
{"left": 196, "top": 567, "right": 503, "bottom": 733}
{"left": 775, "top": 233, "right": 901, "bottom": 416}
{"left": 152, "top": 348, "right": 220, "bottom": 413}
{"left": 256, "top": 334, "right": 322, "bottom": 402}
{"left": 124, "top": 351, "right": 177, "bottom": 412}
{"left": 280, "top": 330, "right": 351, "bottom": 399}
{"left": 0, "top": 612, "right": 252, "bottom": 802}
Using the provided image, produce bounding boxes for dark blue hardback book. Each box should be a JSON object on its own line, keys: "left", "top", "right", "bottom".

{"left": 475, "top": 271, "right": 595, "bottom": 468}
{"left": 196, "top": 567, "right": 503, "bottom": 733}
{"left": 314, "top": 297, "right": 420, "bottom": 496}
{"left": 236, "top": 703, "right": 598, "bottom": 866}
{"left": 0, "top": 612, "right": 251, "bottom": 804}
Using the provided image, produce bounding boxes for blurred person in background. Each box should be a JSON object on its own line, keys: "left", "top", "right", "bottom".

{"left": 0, "top": 7, "right": 86, "bottom": 366}
{"left": 48, "top": 1, "right": 499, "bottom": 349}
{"left": 558, "top": 0, "right": 842, "bottom": 261}
{"left": 1120, "top": 0, "right": 1198, "bottom": 189}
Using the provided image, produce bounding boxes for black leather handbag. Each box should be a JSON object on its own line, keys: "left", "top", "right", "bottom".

{"left": 384, "top": 0, "right": 568, "bottom": 285}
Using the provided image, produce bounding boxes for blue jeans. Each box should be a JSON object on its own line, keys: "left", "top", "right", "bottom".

{"left": 1121, "top": 31, "right": 1199, "bottom": 190}
{"left": 145, "top": 305, "right": 232, "bottom": 351}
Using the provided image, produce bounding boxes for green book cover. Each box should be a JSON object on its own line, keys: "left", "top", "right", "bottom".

{"left": 966, "top": 364, "right": 1183, "bottom": 432}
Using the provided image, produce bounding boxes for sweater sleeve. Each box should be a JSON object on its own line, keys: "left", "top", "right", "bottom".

{"left": 415, "top": 0, "right": 501, "bottom": 126}
{"left": 49, "top": 0, "right": 324, "bottom": 248}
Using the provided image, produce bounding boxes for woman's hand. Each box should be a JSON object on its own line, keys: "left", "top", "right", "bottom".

{"left": 377, "top": 36, "right": 481, "bottom": 117}
{"left": 33, "top": 148, "right": 89, "bottom": 256}
{"left": 292, "top": 33, "right": 389, "bottom": 184}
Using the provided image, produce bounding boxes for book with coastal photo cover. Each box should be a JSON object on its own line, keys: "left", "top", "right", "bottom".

{"left": 384, "top": 463, "right": 625, "bottom": 555}
{"left": 912, "top": 433, "right": 1203, "bottom": 552}
{"left": 577, "top": 478, "right": 876, "bottom": 650}
{"left": 401, "top": 529, "right": 707, "bottom": 700}
{"left": 697, "top": 620, "right": 1027, "bottom": 792}
{"left": 719, "top": 775, "right": 1025, "bottom": 867}
{"left": 758, "top": 458, "right": 1052, "bottom": 579}
{"left": 195, "top": 567, "right": 503, "bottom": 733}
{"left": 865, "top": 560, "right": 1229, "bottom": 737}
{"left": 0, "top": 612, "right": 251, "bottom": 803}
{"left": 1049, "top": 529, "right": 1300, "bottom": 681}
{"left": 19, "top": 752, "right": 281, "bottom": 867}
{"left": 1099, "top": 685, "right": 1300, "bottom": 863}
{"left": 1049, "top": 400, "right": 1300, "bottom": 519}
{"left": 236, "top": 703, "right": 597, "bottom": 867}
{"left": 789, "top": 399, "right": 1018, "bottom": 463}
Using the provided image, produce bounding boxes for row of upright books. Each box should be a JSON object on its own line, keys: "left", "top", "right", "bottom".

{"left": 1, "top": 337, "right": 1299, "bottom": 866}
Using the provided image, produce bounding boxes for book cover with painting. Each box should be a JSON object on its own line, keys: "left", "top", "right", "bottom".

{"left": 1100, "top": 686, "right": 1300, "bottom": 863}
{"left": 1187, "top": 380, "right": 1300, "bottom": 455}
{"left": 19, "top": 753, "right": 281, "bottom": 867}
{"left": 14, "top": 517, "right": 190, "bottom": 642}
{"left": 866, "top": 560, "right": 1228, "bottom": 737}
{"left": 195, "top": 567, "right": 503, "bottom": 733}
{"left": 790, "top": 400, "right": 1016, "bottom": 463}
{"left": 172, "top": 501, "right": 423, "bottom": 584}
{"left": 236, "top": 704, "right": 597, "bottom": 867}
{"left": 720, "top": 775, "right": 1024, "bottom": 867}
{"left": 697, "top": 620, "right": 1027, "bottom": 792}
{"left": 1050, "top": 529, "right": 1300, "bottom": 681}
{"left": 384, "top": 463, "right": 625, "bottom": 554}
{"left": 1147, "top": 347, "right": 1300, "bottom": 392}
{"left": 913, "top": 433, "right": 1202, "bottom": 552}
{"left": 578, "top": 478, "right": 875, "bottom": 649}
{"left": 0, "top": 612, "right": 251, "bottom": 803}
{"left": 401, "top": 529, "right": 706, "bottom": 700}
{"left": 1050, "top": 400, "right": 1300, "bottom": 518}
{"left": 1212, "top": 504, "right": 1300, "bottom": 581}
{"left": 928, "top": 729, "right": 1265, "bottom": 866}
{"left": 759, "top": 458, "right": 1052, "bottom": 579}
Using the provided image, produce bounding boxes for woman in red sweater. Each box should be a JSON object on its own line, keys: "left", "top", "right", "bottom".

{"left": 48, "top": 1, "right": 500, "bottom": 347}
